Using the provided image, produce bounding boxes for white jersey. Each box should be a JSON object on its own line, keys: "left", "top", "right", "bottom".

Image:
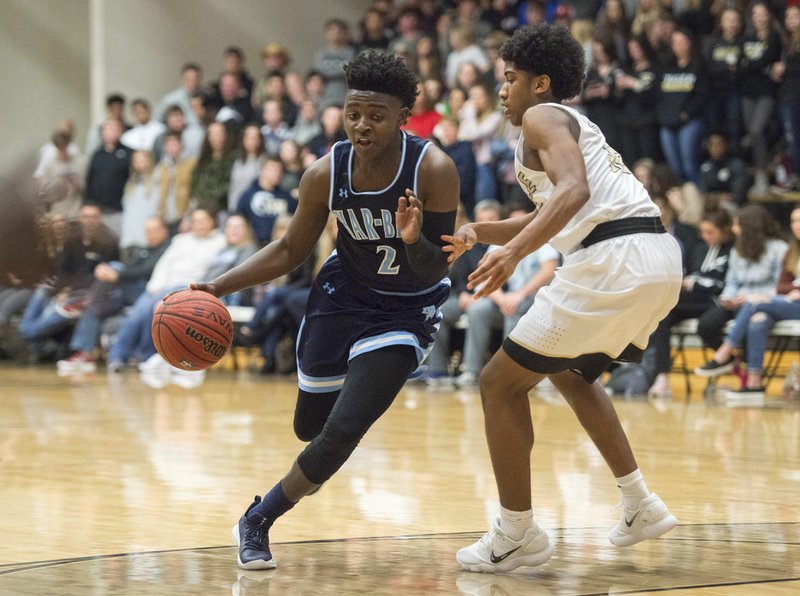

{"left": 514, "top": 102, "right": 659, "bottom": 255}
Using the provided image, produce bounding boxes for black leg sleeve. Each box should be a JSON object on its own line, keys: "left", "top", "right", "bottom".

{"left": 296, "top": 345, "right": 418, "bottom": 485}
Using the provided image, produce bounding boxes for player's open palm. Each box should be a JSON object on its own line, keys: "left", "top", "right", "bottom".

{"left": 441, "top": 225, "right": 477, "bottom": 264}
{"left": 396, "top": 189, "right": 423, "bottom": 244}
{"left": 468, "top": 245, "right": 520, "bottom": 299}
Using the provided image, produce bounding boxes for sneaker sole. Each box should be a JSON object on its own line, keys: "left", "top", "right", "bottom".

{"left": 231, "top": 523, "right": 277, "bottom": 570}
{"left": 609, "top": 514, "right": 678, "bottom": 547}
{"left": 694, "top": 363, "right": 734, "bottom": 377}
{"left": 457, "top": 541, "right": 555, "bottom": 573}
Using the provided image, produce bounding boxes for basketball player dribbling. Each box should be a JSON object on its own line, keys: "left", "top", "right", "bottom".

{"left": 191, "top": 51, "right": 459, "bottom": 569}
{"left": 443, "top": 24, "right": 683, "bottom": 573}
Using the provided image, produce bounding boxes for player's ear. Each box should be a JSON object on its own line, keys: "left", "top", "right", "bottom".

{"left": 398, "top": 106, "right": 410, "bottom": 127}
{"left": 533, "top": 74, "right": 551, "bottom": 94}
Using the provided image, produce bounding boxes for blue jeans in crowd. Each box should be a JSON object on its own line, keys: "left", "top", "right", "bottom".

{"left": 68, "top": 279, "right": 145, "bottom": 354}
{"left": 107, "top": 285, "right": 182, "bottom": 365}
{"left": 660, "top": 118, "right": 704, "bottom": 185}
{"left": 18, "top": 286, "right": 71, "bottom": 346}
{"left": 725, "top": 297, "right": 800, "bottom": 372}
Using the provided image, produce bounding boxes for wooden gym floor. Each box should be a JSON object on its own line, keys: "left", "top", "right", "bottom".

{"left": 0, "top": 360, "right": 798, "bottom": 595}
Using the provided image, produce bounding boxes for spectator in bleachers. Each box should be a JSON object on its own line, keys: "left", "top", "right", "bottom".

{"left": 704, "top": 8, "right": 744, "bottom": 156}
{"left": 258, "top": 43, "right": 305, "bottom": 109}
{"left": 212, "top": 71, "right": 254, "bottom": 139}
{"left": 774, "top": 4, "right": 800, "bottom": 193}
{"left": 314, "top": 19, "right": 356, "bottom": 109}
{"left": 615, "top": 34, "right": 660, "bottom": 165}
{"left": 698, "top": 132, "right": 749, "bottom": 206}
{"left": 254, "top": 71, "right": 298, "bottom": 128}
{"left": 228, "top": 124, "right": 267, "bottom": 213}
{"left": 358, "top": 6, "right": 393, "bottom": 52}
{"left": 415, "top": 35, "right": 444, "bottom": 83}
{"left": 651, "top": 163, "right": 704, "bottom": 230}
{"left": 445, "top": 24, "right": 491, "bottom": 90}
{"left": 190, "top": 122, "right": 236, "bottom": 212}
{"left": 483, "top": 0, "right": 521, "bottom": 37}
{"left": 290, "top": 98, "right": 322, "bottom": 149}
{"left": 152, "top": 104, "right": 205, "bottom": 162}
{"left": 694, "top": 203, "right": 787, "bottom": 353}
{"left": 434, "top": 115, "right": 477, "bottom": 217}
{"left": 208, "top": 46, "right": 254, "bottom": 109}
{"left": 154, "top": 63, "right": 203, "bottom": 127}
{"left": 106, "top": 205, "right": 226, "bottom": 372}
{"left": 119, "top": 151, "right": 158, "bottom": 259}
{"left": 18, "top": 205, "right": 119, "bottom": 362}
{"left": 644, "top": 10, "right": 677, "bottom": 67}
{"left": 695, "top": 205, "right": 800, "bottom": 398}
{"left": 459, "top": 82, "right": 502, "bottom": 201}
{"left": 55, "top": 216, "right": 169, "bottom": 375}
{"left": 259, "top": 99, "right": 292, "bottom": 157}
{"left": 277, "top": 139, "right": 305, "bottom": 198}
{"left": 630, "top": 0, "right": 662, "bottom": 38}
{"left": 85, "top": 94, "right": 129, "bottom": 157}
{"left": 120, "top": 98, "right": 165, "bottom": 152}
{"left": 741, "top": 1, "right": 783, "bottom": 198}
{"left": 443, "top": 0, "right": 494, "bottom": 46}
{"left": 656, "top": 28, "right": 707, "bottom": 185}
{"left": 388, "top": 7, "right": 424, "bottom": 66}
{"left": 35, "top": 130, "right": 86, "bottom": 220}
{"left": 403, "top": 81, "right": 442, "bottom": 139}
{"left": 595, "top": 0, "right": 631, "bottom": 66}
{"left": 443, "top": 86, "right": 468, "bottom": 118}
{"left": 33, "top": 118, "right": 79, "bottom": 179}
{"left": 425, "top": 200, "right": 500, "bottom": 389}
{"left": 235, "top": 157, "right": 296, "bottom": 245}
{"left": 85, "top": 118, "right": 132, "bottom": 236}
{"left": 202, "top": 214, "right": 259, "bottom": 306}
{"left": 646, "top": 208, "right": 734, "bottom": 396}
{"left": 582, "top": 38, "right": 623, "bottom": 151}
{"left": 153, "top": 131, "right": 196, "bottom": 234}
{"left": 307, "top": 105, "right": 346, "bottom": 158}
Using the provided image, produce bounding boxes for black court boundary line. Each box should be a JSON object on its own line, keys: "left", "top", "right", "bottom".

{"left": 1, "top": 522, "right": 797, "bottom": 576}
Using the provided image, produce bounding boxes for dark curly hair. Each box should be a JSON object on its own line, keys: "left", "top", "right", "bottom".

{"left": 500, "top": 24, "right": 585, "bottom": 101}
{"left": 343, "top": 50, "right": 419, "bottom": 110}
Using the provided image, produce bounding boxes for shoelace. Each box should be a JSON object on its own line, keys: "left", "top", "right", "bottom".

{"left": 244, "top": 516, "right": 271, "bottom": 549}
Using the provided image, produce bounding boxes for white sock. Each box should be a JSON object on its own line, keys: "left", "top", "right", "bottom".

{"left": 616, "top": 469, "right": 650, "bottom": 511}
{"left": 499, "top": 506, "right": 533, "bottom": 541}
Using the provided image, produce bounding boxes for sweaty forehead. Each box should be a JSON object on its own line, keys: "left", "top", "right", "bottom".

{"left": 345, "top": 89, "right": 399, "bottom": 109}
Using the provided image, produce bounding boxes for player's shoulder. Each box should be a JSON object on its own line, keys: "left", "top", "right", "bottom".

{"left": 418, "top": 140, "right": 457, "bottom": 178}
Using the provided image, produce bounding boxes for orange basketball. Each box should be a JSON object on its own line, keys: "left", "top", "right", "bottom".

{"left": 152, "top": 289, "right": 234, "bottom": 371}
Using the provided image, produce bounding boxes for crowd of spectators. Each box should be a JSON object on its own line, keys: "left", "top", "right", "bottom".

{"left": 3, "top": 0, "right": 800, "bottom": 396}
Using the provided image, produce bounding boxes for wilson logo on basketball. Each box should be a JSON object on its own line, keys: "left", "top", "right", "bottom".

{"left": 184, "top": 325, "right": 227, "bottom": 358}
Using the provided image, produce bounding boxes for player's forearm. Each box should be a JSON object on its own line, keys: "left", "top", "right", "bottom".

{"left": 405, "top": 233, "right": 449, "bottom": 283}
{"left": 212, "top": 238, "right": 300, "bottom": 296}
{"left": 472, "top": 212, "right": 535, "bottom": 246}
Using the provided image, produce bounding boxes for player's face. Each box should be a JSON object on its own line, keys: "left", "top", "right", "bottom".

{"left": 343, "top": 90, "right": 407, "bottom": 157}
{"left": 498, "top": 63, "right": 538, "bottom": 127}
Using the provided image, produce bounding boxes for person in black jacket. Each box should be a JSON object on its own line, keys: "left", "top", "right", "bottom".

{"left": 656, "top": 28, "right": 708, "bottom": 185}
{"left": 646, "top": 208, "right": 733, "bottom": 395}
{"left": 615, "top": 35, "right": 660, "bottom": 165}
{"left": 698, "top": 132, "right": 749, "bottom": 206}
{"left": 703, "top": 8, "right": 744, "bottom": 155}
{"left": 55, "top": 216, "right": 170, "bottom": 374}
{"left": 740, "top": 1, "right": 783, "bottom": 197}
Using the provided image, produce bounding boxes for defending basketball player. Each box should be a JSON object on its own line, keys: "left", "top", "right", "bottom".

{"left": 191, "top": 51, "right": 459, "bottom": 569}
{"left": 443, "top": 25, "right": 683, "bottom": 573}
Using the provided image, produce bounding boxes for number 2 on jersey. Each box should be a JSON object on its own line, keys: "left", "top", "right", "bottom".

{"left": 376, "top": 245, "right": 399, "bottom": 275}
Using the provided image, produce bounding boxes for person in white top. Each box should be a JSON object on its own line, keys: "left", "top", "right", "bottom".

{"left": 120, "top": 99, "right": 166, "bottom": 152}
{"left": 444, "top": 24, "right": 683, "bottom": 574}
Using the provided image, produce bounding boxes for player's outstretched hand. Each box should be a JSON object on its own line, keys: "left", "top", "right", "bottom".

{"left": 441, "top": 225, "right": 477, "bottom": 264}
{"left": 189, "top": 281, "right": 219, "bottom": 297}
{"left": 467, "top": 245, "right": 520, "bottom": 299}
{"left": 397, "top": 188, "right": 423, "bottom": 244}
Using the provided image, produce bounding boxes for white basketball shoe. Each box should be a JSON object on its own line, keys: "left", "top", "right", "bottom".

{"left": 608, "top": 493, "right": 678, "bottom": 547}
{"left": 457, "top": 518, "right": 554, "bottom": 573}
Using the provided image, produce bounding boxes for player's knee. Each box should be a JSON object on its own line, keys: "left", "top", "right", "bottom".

{"left": 293, "top": 417, "right": 324, "bottom": 442}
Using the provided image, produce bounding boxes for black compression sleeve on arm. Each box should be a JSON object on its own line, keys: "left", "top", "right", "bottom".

{"left": 404, "top": 209, "right": 456, "bottom": 284}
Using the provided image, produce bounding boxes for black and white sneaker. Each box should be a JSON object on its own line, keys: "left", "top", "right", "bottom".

{"left": 694, "top": 358, "right": 734, "bottom": 377}
{"left": 232, "top": 496, "right": 277, "bottom": 570}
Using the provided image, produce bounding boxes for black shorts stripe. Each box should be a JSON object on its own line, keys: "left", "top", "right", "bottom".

{"left": 502, "top": 337, "right": 645, "bottom": 384}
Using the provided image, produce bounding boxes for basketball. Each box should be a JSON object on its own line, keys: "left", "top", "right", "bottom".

{"left": 152, "top": 289, "right": 234, "bottom": 371}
